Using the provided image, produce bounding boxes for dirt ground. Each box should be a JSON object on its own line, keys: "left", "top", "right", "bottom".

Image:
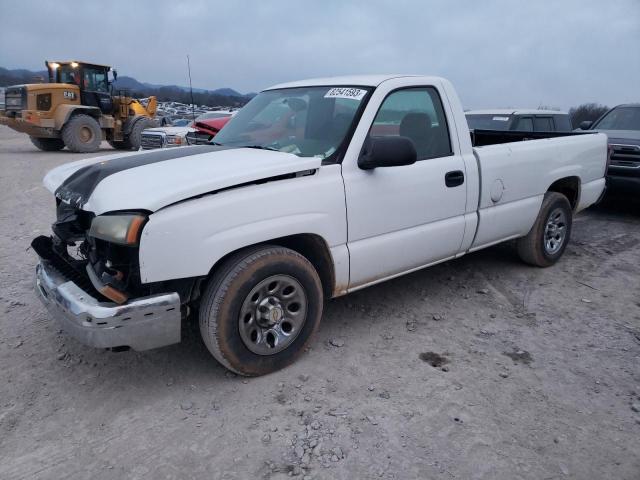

{"left": 0, "top": 125, "right": 639, "bottom": 480}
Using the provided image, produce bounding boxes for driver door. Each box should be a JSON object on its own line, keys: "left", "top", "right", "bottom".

{"left": 342, "top": 86, "right": 468, "bottom": 289}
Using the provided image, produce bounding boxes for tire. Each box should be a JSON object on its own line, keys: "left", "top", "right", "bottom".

{"left": 107, "top": 140, "right": 131, "bottom": 150}
{"left": 517, "top": 192, "right": 573, "bottom": 267}
{"left": 199, "top": 245, "right": 324, "bottom": 376}
{"left": 29, "top": 136, "right": 65, "bottom": 151}
{"left": 123, "top": 117, "right": 157, "bottom": 150}
{"left": 61, "top": 114, "right": 102, "bottom": 153}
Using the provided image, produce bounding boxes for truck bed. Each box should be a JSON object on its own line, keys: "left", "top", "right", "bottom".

{"left": 468, "top": 132, "right": 608, "bottom": 251}
{"left": 471, "top": 129, "right": 592, "bottom": 147}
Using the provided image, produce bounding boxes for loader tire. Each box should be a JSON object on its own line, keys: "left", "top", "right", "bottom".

{"left": 517, "top": 192, "right": 573, "bottom": 267}
{"left": 62, "top": 114, "right": 102, "bottom": 153}
{"left": 107, "top": 140, "right": 131, "bottom": 150}
{"left": 29, "top": 136, "right": 65, "bottom": 151}
{"left": 122, "top": 117, "right": 157, "bottom": 150}
{"left": 199, "top": 245, "right": 324, "bottom": 376}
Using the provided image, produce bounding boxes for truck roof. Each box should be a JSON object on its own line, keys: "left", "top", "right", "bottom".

{"left": 466, "top": 109, "right": 568, "bottom": 116}
{"left": 266, "top": 74, "right": 442, "bottom": 90}
{"left": 48, "top": 61, "right": 112, "bottom": 69}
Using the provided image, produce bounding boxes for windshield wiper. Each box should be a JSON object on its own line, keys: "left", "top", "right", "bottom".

{"left": 241, "top": 145, "right": 279, "bottom": 152}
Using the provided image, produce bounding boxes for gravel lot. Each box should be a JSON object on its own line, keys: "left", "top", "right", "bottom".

{"left": 1, "top": 125, "right": 639, "bottom": 480}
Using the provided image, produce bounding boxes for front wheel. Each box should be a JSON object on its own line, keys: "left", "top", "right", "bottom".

{"left": 199, "top": 246, "right": 324, "bottom": 376}
{"left": 517, "top": 192, "right": 573, "bottom": 267}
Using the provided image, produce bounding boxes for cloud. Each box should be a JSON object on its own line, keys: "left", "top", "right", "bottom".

{"left": 0, "top": 0, "right": 638, "bottom": 109}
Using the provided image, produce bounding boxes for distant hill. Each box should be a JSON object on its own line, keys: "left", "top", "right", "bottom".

{"left": 0, "top": 67, "right": 254, "bottom": 107}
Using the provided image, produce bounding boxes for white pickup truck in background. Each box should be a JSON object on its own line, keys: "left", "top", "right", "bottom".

{"left": 32, "top": 75, "right": 607, "bottom": 376}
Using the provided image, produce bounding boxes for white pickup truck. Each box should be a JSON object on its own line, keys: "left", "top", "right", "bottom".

{"left": 33, "top": 75, "right": 607, "bottom": 376}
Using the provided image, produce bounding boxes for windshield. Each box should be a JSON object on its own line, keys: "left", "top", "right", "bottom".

{"left": 465, "top": 114, "right": 512, "bottom": 130}
{"left": 57, "top": 65, "right": 80, "bottom": 86}
{"left": 593, "top": 106, "right": 640, "bottom": 131}
{"left": 213, "top": 86, "right": 371, "bottom": 159}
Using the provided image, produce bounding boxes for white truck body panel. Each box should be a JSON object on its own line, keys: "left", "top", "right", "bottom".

{"left": 139, "top": 165, "right": 349, "bottom": 290}
{"left": 340, "top": 77, "right": 472, "bottom": 288}
{"left": 470, "top": 133, "right": 607, "bottom": 250}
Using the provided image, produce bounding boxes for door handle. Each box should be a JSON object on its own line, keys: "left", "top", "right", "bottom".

{"left": 445, "top": 170, "right": 465, "bottom": 187}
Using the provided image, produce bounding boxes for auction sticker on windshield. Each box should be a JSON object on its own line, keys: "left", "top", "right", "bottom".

{"left": 324, "top": 88, "right": 367, "bottom": 101}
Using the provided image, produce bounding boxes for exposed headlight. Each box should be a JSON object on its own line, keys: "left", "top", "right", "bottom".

{"left": 166, "top": 135, "right": 183, "bottom": 145}
{"left": 89, "top": 214, "right": 146, "bottom": 246}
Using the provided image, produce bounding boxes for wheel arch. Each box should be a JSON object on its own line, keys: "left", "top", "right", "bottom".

{"left": 54, "top": 104, "right": 102, "bottom": 130}
{"left": 547, "top": 176, "right": 581, "bottom": 211}
{"left": 203, "top": 233, "right": 336, "bottom": 300}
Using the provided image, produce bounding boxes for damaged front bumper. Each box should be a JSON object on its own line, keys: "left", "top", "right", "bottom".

{"left": 35, "top": 261, "right": 181, "bottom": 351}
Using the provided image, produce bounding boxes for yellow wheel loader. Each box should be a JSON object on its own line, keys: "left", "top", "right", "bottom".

{"left": 0, "top": 61, "right": 158, "bottom": 153}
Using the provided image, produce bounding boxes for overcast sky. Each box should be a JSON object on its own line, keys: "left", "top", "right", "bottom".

{"left": 1, "top": 0, "right": 638, "bottom": 109}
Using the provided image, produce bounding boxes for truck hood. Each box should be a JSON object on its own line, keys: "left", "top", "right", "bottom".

{"left": 44, "top": 145, "right": 322, "bottom": 215}
{"left": 143, "top": 126, "right": 193, "bottom": 135}
{"left": 590, "top": 129, "right": 640, "bottom": 142}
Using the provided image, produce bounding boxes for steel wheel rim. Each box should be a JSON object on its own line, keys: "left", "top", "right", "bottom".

{"left": 238, "top": 274, "right": 307, "bottom": 355}
{"left": 79, "top": 126, "right": 94, "bottom": 143}
{"left": 544, "top": 207, "right": 567, "bottom": 255}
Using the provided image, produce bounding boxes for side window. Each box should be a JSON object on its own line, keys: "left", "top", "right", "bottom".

{"left": 534, "top": 116, "right": 554, "bottom": 132}
{"left": 83, "top": 68, "right": 108, "bottom": 93}
{"left": 514, "top": 116, "right": 533, "bottom": 132}
{"left": 370, "top": 87, "right": 452, "bottom": 160}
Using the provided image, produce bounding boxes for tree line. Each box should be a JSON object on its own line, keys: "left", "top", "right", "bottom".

{"left": 125, "top": 86, "right": 248, "bottom": 108}
{"left": 568, "top": 103, "right": 610, "bottom": 128}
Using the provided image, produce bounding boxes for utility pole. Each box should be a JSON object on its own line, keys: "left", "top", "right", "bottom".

{"left": 187, "top": 54, "right": 196, "bottom": 121}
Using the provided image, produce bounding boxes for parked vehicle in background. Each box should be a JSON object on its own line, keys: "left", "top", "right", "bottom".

{"left": 171, "top": 118, "right": 193, "bottom": 127}
{"left": 186, "top": 112, "right": 235, "bottom": 145}
{"left": 32, "top": 75, "right": 607, "bottom": 376}
{"left": 140, "top": 113, "right": 237, "bottom": 149}
{"left": 140, "top": 124, "right": 193, "bottom": 149}
{"left": 578, "top": 104, "right": 640, "bottom": 193}
{"left": 466, "top": 109, "right": 572, "bottom": 132}
{"left": 195, "top": 110, "right": 236, "bottom": 122}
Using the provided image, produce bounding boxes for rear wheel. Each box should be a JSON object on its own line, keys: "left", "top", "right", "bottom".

{"left": 29, "top": 136, "right": 65, "bottom": 151}
{"left": 62, "top": 114, "right": 102, "bottom": 153}
{"left": 517, "top": 192, "right": 573, "bottom": 267}
{"left": 199, "top": 246, "right": 324, "bottom": 376}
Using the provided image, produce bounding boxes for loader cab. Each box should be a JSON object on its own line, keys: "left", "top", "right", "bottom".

{"left": 46, "top": 61, "right": 113, "bottom": 114}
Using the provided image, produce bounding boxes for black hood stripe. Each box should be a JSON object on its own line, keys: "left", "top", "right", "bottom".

{"left": 55, "top": 145, "right": 233, "bottom": 207}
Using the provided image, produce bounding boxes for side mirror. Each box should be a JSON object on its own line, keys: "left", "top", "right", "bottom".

{"left": 113, "top": 69, "right": 118, "bottom": 81}
{"left": 579, "top": 120, "right": 592, "bottom": 130}
{"left": 358, "top": 136, "right": 417, "bottom": 170}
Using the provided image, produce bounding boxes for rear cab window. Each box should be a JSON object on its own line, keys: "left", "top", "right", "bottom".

{"left": 514, "top": 116, "right": 534, "bottom": 132}
{"left": 466, "top": 114, "right": 513, "bottom": 131}
{"left": 534, "top": 116, "right": 554, "bottom": 132}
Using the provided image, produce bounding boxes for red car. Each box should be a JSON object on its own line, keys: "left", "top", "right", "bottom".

{"left": 186, "top": 115, "right": 233, "bottom": 145}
